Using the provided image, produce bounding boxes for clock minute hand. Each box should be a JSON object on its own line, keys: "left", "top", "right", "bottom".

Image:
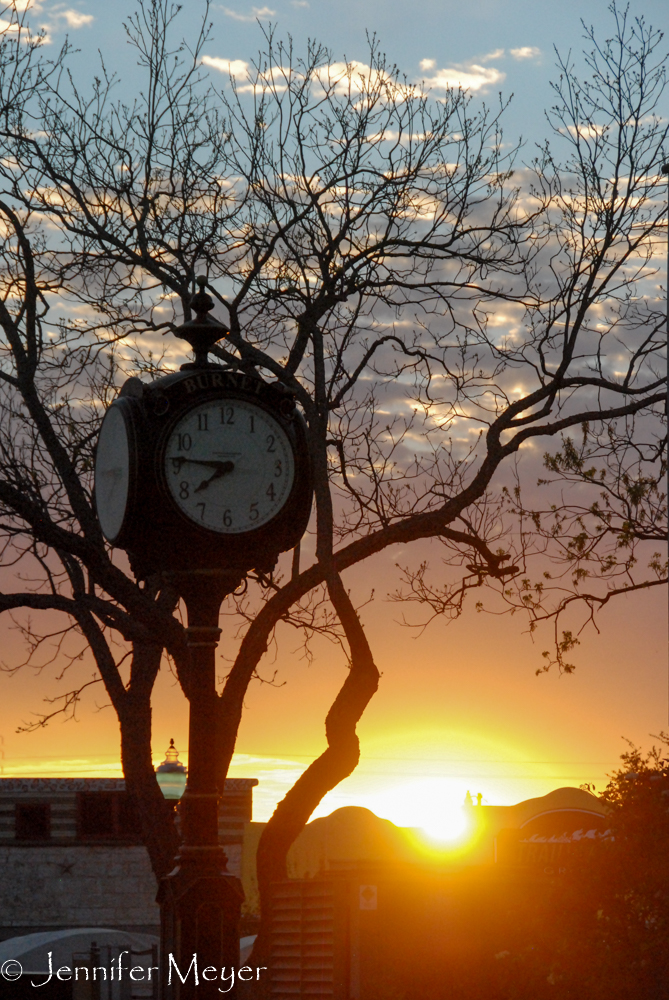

{"left": 182, "top": 458, "right": 234, "bottom": 470}
{"left": 193, "top": 460, "right": 235, "bottom": 493}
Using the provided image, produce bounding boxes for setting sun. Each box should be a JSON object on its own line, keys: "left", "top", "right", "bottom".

{"left": 421, "top": 800, "right": 469, "bottom": 842}
{"left": 357, "top": 777, "right": 471, "bottom": 840}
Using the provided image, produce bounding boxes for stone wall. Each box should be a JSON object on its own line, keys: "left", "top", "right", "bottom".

{"left": 0, "top": 841, "right": 245, "bottom": 933}
{"left": 0, "top": 777, "right": 254, "bottom": 935}
{"left": 0, "top": 845, "right": 159, "bottom": 929}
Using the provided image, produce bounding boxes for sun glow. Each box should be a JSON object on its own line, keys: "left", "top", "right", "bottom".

{"left": 360, "top": 776, "right": 472, "bottom": 841}
{"left": 293, "top": 725, "right": 563, "bottom": 833}
{"left": 422, "top": 802, "right": 469, "bottom": 842}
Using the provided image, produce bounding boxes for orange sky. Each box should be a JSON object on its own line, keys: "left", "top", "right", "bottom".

{"left": 0, "top": 0, "right": 665, "bottom": 844}
{"left": 0, "top": 544, "right": 665, "bottom": 834}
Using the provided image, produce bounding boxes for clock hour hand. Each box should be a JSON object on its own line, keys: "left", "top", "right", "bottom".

{"left": 193, "top": 460, "right": 235, "bottom": 493}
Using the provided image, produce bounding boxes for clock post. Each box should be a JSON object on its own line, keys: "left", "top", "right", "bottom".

{"left": 93, "top": 277, "right": 313, "bottom": 1000}
{"left": 154, "top": 286, "right": 248, "bottom": 1000}
{"left": 157, "top": 569, "right": 245, "bottom": 1000}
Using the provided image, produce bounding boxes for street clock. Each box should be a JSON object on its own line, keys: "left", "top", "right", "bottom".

{"left": 95, "top": 279, "right": 304, "bottom": 981}
{"left": 94, "top": 281, "right": 313, "bottom": 577}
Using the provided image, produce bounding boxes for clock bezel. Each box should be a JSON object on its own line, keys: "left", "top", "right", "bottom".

{"left": 158, "top": 392, "right": 298, "bottom": 536}
{"left": 155, "top": 386, "right": 306, "bottom": 544}
{"left": 94, "top": 396, "right": 142, "bottom": 546}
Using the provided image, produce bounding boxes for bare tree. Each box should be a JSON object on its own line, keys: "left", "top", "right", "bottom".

{"left": 394, "top": 4, "right": 667, "bottom": 672}
{"left": 0, "top": 0, "right": 664, "bottom": 956}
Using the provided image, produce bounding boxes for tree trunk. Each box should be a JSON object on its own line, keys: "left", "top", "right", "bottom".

{"left": 119, "top": 642, "right": 181, "bottom": 880}
{"left": 252, "top": 574, "right": 379, "bottom": 962}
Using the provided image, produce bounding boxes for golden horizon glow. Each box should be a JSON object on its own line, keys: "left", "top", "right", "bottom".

{"left": 1, "top": 725, "right": 620, "bottom": 832}
{"left": 0, "top": 720, "right": 618, "bottom": 834}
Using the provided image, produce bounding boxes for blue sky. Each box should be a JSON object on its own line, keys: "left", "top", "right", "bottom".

{"left": 26, "top": 0, "right": 669, "bottom": 152}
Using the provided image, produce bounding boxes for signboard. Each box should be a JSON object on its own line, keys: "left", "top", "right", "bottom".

{"left": 359, "top": 885, "right": 378, "bottom": 910}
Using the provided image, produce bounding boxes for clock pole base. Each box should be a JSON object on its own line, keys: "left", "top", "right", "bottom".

{"left": 158, "top": 849, "right": 244, "bottom": 1000}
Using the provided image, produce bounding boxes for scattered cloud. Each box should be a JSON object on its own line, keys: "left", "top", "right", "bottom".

{"left": 510, "top": 46, "right": 541, "bottom": 61}
{"left": 481, "top": 48, "right": 504, "bottom": 63}
{"left": 203, "top": 57, "right": 295, "bottom": 93}
{"left": 320, "top": 61, "right": 416, "bottom": 101}
{"left": 59, "top": 9, "right": 94, "bottom": 28}
{"left": 38, "top": 4, "right": 95, "bottom": 29}
{"left": 291, "top": 0, "right": 309, "bottom": 6}
{"left": 207, "top": 53, "right": 500, "bottom": 102}
{"left": 15, "top": 4, "right": 95, "bottom": 41}
{"left": 202, "top": 55, "right": 250, "bottom": 77}
{"left": 221, "top": 5, "right": 275, "bottom": 21}
{"left": 422, "top": 63, "right": 505, "bottom": 93}
{"left": 566, "top": 123, "right": 606, "bottom": 139}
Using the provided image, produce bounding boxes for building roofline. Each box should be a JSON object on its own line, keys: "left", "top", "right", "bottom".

{"left": 0, "top": 777, "right": 258, "bottom": 792}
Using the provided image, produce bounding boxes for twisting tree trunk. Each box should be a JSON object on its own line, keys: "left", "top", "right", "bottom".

{"left": 252, "top": 573, "right": 379, "bottom": 961}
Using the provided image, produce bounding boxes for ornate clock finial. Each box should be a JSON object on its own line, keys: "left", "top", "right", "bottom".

{"left": 175, "top": 275, "right": 230, "bottom": 368}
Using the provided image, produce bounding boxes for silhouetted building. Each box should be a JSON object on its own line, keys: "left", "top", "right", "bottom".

{"left": 0, "top": 777, "right": 257, "bottom": 941}
{"left": 264, "top": 787, "right": 610, "bottom": 998}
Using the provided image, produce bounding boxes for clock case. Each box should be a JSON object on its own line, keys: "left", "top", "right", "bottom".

{"left": 96, "top": 365, "right": 313, "bottom": 579}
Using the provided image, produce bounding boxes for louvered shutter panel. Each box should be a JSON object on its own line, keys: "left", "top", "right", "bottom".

{"left": 270, "top": 880, "right": 349, "bottom": 998}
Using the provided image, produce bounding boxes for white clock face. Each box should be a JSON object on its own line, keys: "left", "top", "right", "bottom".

{"left": 164, "top": 398, "right": 295, "bottom": 534}
{"left": 95, "top": 404, "right": 131, "bottom": 542}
